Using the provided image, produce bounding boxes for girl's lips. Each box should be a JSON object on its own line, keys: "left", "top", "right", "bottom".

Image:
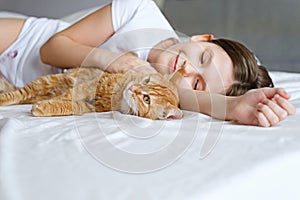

{"left": 171, "top": 53, "right": 180, "bottom": 72}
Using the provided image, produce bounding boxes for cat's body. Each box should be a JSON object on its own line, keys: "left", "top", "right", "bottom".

{"left": 0, "top": 68, "right": 182, "bottom": 120}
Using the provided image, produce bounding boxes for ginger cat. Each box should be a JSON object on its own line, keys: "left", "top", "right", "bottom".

{"left": 0, "top": 68, "right": 183, "bottom": 120}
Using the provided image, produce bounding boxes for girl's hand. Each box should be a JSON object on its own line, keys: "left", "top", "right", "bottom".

{"left": 105, "top": 52, "right": 157, "bottom": 74}
{"left": 228, "top": 88, "right": 296, "bottom": 127}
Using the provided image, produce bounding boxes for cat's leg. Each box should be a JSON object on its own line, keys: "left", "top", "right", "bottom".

{"left": 0, "top": 90, "right": 24, "bottom": 105}
{"left": 0, "top": 86, "right": 38, "bottom": 106}
{"left": 0, "top": 73, "right": 73, "bottom": 106}
{"left": 0, "top": 79, "right": 18, "bottom": 93}
{"left": 31, "top": 100, "right": 94, "bottom": 117}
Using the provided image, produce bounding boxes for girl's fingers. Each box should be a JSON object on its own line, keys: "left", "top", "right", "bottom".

{"left": 261, "top": 87, "right": 290, "bottom": 100}
{"left": 257, "top": 102, "right": 279, "bottom": 126}
{"left": 275, "top": 88, "right": 291, "bottom": 99}
{"left": 255, "top": 110, "right": 270, "bottom": 127}
{"left": 265, "top": 98, "right": 288, "bottom": 121}
{"left": 254, "top": 91, "right": 296, "bottom": 127}
{"left": 274, "top": 94, "right": 296, "bottom": 115}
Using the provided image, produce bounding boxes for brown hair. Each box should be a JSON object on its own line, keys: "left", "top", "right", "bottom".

{"left": 211, "top": 38, "right": 274, "bottom": 96}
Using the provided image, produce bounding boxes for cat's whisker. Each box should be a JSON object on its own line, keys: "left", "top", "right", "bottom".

{"left": 126, "top": 92, "right": 138, "bottom": 115}
{"left": 129, "top": 97, "right": 138, "bottom": 116}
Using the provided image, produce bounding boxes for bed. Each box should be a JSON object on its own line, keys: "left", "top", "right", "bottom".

{"left": 1, "top": 4, "right": 300, "bottom": 200}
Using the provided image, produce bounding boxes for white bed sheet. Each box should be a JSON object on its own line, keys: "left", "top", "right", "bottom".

{"left": 0, "top": 70, "right": 299, "bottom": 200}
{"left": 1, "top": 10, "right": 300, "bottom": 200}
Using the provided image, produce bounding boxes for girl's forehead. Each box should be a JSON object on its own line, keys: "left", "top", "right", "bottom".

{"left": 180, "top": 41, "right": 223, "bottom": 52}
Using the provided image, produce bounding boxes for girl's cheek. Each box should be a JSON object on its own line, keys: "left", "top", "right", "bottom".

{"left": 178, "top": 78, "right": 192, "bottom": 89}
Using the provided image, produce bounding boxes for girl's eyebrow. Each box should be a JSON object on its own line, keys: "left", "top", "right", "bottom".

{"left": 204, "top": 48, "right": 213, "bottom": 63}
{"left": 206, "top": 48, "right": 214, "bottom": 57}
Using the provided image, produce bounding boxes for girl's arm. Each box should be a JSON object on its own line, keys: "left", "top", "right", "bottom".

{"left": 179, "top": 88, "right": 296, "bottom": 127}
{"left": 40, "top": 4, "right": 114, "bottom": 69}
{"left": 40, "top": 3, "right": 155, "bottom": 73}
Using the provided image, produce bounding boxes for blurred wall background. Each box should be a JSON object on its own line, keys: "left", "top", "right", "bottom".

{"left": 163, "top": 0, "right": 300, "bottom": 73}
{"left": 1, "top": 0, "right": 299, "bottom": 72}
{"left": 0, "top": 0, "right": 110, "bottom": 18}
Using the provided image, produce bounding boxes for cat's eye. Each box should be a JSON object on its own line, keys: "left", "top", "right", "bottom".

{"left": 143, "top": 77, "right": 150, "bottom": 85}
{"left": 143, "top": 95, "right": 151, "bottom": 104}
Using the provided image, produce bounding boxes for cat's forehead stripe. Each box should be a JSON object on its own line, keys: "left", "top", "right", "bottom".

{"left": 149, "top": 85, "right": 178, "bottom": 99}
{"left": 135, "top": 88, "right": 178, "bottom": 106}
{"left": 137, "top": 85, "right": 176, "bottom": 97}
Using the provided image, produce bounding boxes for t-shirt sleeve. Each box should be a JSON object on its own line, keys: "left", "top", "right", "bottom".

{"left": 111, "top": 0, "right": 175, "bottom": 33}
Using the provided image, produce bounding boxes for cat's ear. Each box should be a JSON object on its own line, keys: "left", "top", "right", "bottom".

{"left": 166, "top": 68, "right": 185, "bottom": 87}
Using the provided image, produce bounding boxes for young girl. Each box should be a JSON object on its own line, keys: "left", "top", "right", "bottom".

{"left": 0, "top": 0, "right": 295, "bottom": 127}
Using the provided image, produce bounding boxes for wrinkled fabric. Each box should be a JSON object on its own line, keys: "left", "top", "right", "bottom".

{"left": 0, "top": 71, "right": 300, "bottom": 200}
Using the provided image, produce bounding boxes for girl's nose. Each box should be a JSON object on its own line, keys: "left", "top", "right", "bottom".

{"left": 180, "top": 60, "right": 198, "bottom": 76}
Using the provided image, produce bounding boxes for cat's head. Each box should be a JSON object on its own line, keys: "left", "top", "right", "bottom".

{"left": 120, "top": 73, "right": 183, "bottom": 120}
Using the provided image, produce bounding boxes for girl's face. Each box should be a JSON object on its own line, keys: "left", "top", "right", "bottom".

{"left": 152, "top": 41, "right": 234, "bottom": 94}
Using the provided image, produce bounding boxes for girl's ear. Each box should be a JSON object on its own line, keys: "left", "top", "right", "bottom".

{"left": 190, "top": 34, "right": 214, "bottom": 42}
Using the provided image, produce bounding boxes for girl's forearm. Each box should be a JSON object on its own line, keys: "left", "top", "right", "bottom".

{"left": 178, "top": 88, "right": 235, "bottom": 121}
{"left": 40, "top": 3, "right": 115, "bottom": 70}
{"left": 40, "top": 35, "right": 117, "bottom": 70}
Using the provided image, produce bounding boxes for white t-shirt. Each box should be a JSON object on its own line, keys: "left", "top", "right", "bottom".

{"left": 0, "top": 0, "right": 178, "bottom": 86}
{"left": 0, "top": 17, "right": 69, "bottom": 87}
{"left": 101, "top": 0, "right": 178, "bottom": 60}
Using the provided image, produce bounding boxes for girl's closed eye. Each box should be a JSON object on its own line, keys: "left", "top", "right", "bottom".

{"left": 194, "top": 76, "right": 206, "bottom": 91}
{"left": 200, "top": 50, "right": 211, "bottom": 64}
{"left": 194, "top": 79, "right": 199, "bottom": 90}
{"left": 200, "top": 51, "right": 207, "bottom": 64}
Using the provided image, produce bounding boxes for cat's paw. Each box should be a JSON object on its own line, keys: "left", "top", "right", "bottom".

{"left": 0, "top": 95, "right": 11, "bottom": 106}
{"left": 31, "top": 102, "right": 49, "bottom": 117}
{"left": 31, "top": 101, "right": 87, "bottom": 117}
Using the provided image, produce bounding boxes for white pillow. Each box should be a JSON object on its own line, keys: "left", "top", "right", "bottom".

{"left": 0, "top": 6, "right": 103, "bottom": 24}
{"left": 62, "top": 0, "right": 166, "bottom": 24}
{"left": 0, "top": 11, "right": 27, "bottom": 19}
{"left": 61, "top": 6, "right": 103, "bottom": 24}
{"left": 0, "top": 0, "right": 165, "bottom": 23}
